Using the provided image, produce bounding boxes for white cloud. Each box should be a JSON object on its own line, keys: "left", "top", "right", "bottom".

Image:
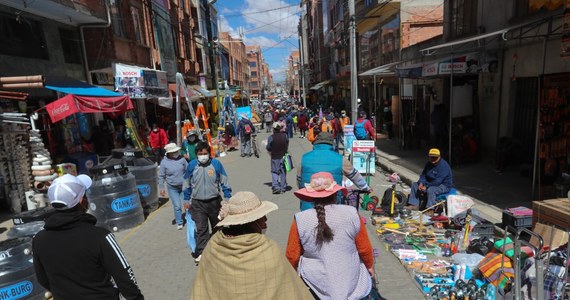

{"left": 218, "top": 15, "right": 241, "bottom": 39}
{"left": 243, "top": 35, "right": 278, "bottom": 48}
{"left": 270, "top": 65, "right": 288, "bottom": 83}
{"left": 242, "top": 0, "right": 301, "bottom": 39}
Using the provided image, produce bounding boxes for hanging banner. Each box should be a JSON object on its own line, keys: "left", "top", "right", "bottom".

{"left": 114, "top": 63, "right": 169, "bottom": 100}
{"left": 152, "top": 4, "right": 176, "bottom": 82}
{"left": 562, "top": 0, "right": 570, "bottom": 57}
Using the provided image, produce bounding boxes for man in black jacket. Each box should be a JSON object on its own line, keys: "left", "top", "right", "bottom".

{"left": 32, "top": 174, "right": 144, "bottom": 300}
{"left": 266, "top": 122, "right": 289, "bottom": 194}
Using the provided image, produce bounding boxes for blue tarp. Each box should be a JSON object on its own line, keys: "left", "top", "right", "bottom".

{"left": 44, "top": 76, "right": 121, "bottom": 97}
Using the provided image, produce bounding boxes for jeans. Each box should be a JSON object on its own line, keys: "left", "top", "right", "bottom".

{"left": 407, "top": 182, "right": 450, "bottom": 209}
{"left": 240, "top": 136, "right": 251, "bottom": 155}
{"left": 166, "top": 184, "right": 184, "bottom": 225}
{"left": 190, "top": 196, "right": 222, "bottom": 256}
{"left": 334, "top": 137, "right": 339, "bottom": 152}
{"left": 271, "top": 158, "right": 287, "bottom": 191}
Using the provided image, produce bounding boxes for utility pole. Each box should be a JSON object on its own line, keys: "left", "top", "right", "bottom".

{"left": 348, "top": 0, "right": 358, "bottom": 124}
{"left": 204, "top": 0, "right": 217, "bottom": 90}
{"left": 300, "top": 38, "right": 306, "bottom": 107}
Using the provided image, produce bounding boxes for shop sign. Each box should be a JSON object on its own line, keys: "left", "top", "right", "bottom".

{"left": 114, "top": 63, "right": 168, "bottom": 99}
{"left": 111, "top": 194, "right": 140, "bottom": 213}
{"left": 0, "top": 280, "right": 33, "bottom": 299}
{"left": 439, "top": 62, "right": 467, "bottom": 74}
{"left": 422, "top": 62, "right": 439, "bottom": 77}
{"left": 352, "top": 140, "right": 376, "bottom": 174}
{"left": 343, "top": 125, "right": 356, "bottom": 156}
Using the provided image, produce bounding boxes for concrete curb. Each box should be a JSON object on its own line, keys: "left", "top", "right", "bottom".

{"left": 374, "top": 149, "right": 503, "bottom": 224}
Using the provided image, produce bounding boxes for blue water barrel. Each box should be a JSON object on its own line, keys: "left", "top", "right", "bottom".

{"left": 103, "top": 149, "right": 158, "bottom": 216}
{"left": 87, "top": 163, "right": 144, "bottom": 232}
{"left": 0, "top": 237, "right": 48, "bottom": 300}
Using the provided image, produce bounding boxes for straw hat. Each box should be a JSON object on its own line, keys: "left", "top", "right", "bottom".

{"left": 216, "top": 191, "right": 278, "bottom": 227}
{"left": 294, "top": 172, "right": 347, "bottom": 201}
{"left": 164, "top": 143, "right": 181, "bottom": 153}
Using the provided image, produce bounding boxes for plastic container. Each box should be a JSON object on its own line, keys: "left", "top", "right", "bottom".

{"left": 6, "top": 221, "right": 45, "bottom": 238}
{"left": 103, "top": 149, "right": 158, "bottom": 216}
{"left": 0, "top": 237, "right": 48, "bottom": 300}
{"left": 12, "top": 207, "right": 56, "bottom": 226}
{"left": 87, "top": 163, "right": 144, "bottom": 232}
{"left": 502, "top": 210, "right": 533, "bottom": 228}
{"left": 472, "top": 223, "right": 494, "bottom": 239}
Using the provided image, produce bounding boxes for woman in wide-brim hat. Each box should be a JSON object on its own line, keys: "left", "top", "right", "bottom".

{"left": 286, "top": 172, "right": 376, "bottom": 299}
{"left": 158, "top": 143, "right": 187, "bottom": 229}
{"left": 190, "top": 191, "right": 313, "bottom": 300}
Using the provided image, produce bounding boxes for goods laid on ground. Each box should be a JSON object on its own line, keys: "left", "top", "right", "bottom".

{"left": 371, "top": 198, "right": 570, "bottom": 300}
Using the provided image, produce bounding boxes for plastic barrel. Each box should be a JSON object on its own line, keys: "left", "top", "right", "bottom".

{"left": 0, "top": 237, "right": 47, "bottom": 300}
{"left": 104, "top": 149, "right": 159, "bottom": 216}
{"left": 87, "top": 163, "right": 144, "bottom": 232}
{"left": 12, "top": 207, "right": 56, "bottom": 226}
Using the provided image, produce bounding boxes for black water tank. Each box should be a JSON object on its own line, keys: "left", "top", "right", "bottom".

{"left": 104, "top": 149, "right": 158, "bottom": 216}
{"left": 87, "top": 163, "right": 144, "bottom": 232}
{"left": 0, "top": 237, "right": 48, "bottom": 299}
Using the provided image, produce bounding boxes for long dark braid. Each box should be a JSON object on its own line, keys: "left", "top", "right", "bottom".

{"left": 314, "top": 196, "right": 335, "bottom": 248}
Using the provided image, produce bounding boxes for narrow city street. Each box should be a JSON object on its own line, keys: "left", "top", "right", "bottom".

{"left": 113, "top": 130, "right": 425, "bottom": 300}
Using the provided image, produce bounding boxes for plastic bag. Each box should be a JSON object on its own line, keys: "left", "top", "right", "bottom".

{"left": 185, "top": 211, "right": 196, "bottom": 253}
{"left": 452, "top": 253, "right": 485, "bottom": 271}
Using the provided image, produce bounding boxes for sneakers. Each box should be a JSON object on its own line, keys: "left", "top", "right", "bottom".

{"left": 240, "top": 154, "right": 246, "bottom": 157}
{"left": 194, "top": 254, "right": 202, "bottom": 263}
{"left": 176, "top": 224, "right": 183, "bottom": 230}
{"left": 272, "top": 189, "right": 281, "bottom": 194}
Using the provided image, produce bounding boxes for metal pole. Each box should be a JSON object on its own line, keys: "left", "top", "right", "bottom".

{"left": 176, "top": 77, "right": 181, "bottom": 146}
{"left": 297, "top": 64, "right": 301, "bottom": 104}
{"left": 374, "top": 74, "right": 377, "bottom": 131}
{"left": 349, "top": 0, "right": 358, "bottom": 123}
{"left": 532, "top": 37, "right": 547, "bottom": 199}
{"left": 300, "top": 38, "right": 307, "bottom": 107}
{"left": 449, "top": 52, "right": 454, "bottom": 165}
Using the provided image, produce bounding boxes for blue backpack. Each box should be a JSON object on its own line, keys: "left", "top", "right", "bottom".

{"left": 354, "top": 119, "right": 368, "bottom": 139}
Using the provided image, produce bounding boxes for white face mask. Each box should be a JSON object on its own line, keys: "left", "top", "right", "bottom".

{"left": 197, "top": 154, "right": 209, "bottom": 164}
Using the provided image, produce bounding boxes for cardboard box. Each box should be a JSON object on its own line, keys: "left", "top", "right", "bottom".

{"left": 532, "top": 198, "right": 570, "bottom": 229}
{"left": 530, "top": 222, "right": 569, "bottom": 250}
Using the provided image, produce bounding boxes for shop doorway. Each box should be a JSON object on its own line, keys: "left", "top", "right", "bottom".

{"left": 512, "top": 77, "right": 539, "bottom": 167}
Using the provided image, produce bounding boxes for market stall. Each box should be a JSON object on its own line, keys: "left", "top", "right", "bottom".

{"left": 368, "top": 189, "right": 570, "bottom": 299}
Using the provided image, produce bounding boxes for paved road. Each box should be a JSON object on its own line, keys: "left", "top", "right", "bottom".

{"left": 114, "top": 130, "right": 425, "bottom": 300}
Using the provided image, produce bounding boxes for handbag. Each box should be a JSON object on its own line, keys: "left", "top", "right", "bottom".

{"left": 366, "top": 277, "right": 386, "bottom": 300}
{"left": 283, "top": 152, "right": 294, "bottom": 172}
{"left": 185, "top": 211, "right": 197, "bottom": 253}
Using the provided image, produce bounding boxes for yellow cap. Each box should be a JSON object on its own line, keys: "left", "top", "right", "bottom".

{"left": 428, "top": 148, "right": 440, "bottom": 157}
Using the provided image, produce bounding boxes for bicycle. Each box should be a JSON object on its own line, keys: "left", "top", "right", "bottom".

{"left": 251, "top": 133, "right": 260, "bottom": 158}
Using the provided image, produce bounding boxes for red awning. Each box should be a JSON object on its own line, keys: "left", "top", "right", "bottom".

{"left": 45, "top": 94, "right": 133, "bottom": 122}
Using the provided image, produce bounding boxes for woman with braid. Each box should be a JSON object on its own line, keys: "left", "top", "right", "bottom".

{"left": 286, "top": 172, "right": 376, "bottom": 299}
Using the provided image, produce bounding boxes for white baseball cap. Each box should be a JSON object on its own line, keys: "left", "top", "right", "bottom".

{"left": 47, "top": 174, "right": 93, "bottom": 210}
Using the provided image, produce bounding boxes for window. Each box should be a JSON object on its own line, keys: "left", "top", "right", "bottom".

{"left": 59, "top": 29, "right": 82, "bottom": 64}
{"left": 514, "top": 0, "right": 563, "bottom": 19}
{"left": 251, "top": 71, "right": 257, "bottom": 77}
{"left": 110, "top": 0, "right": 127, "bottom": 38}
{"left": 449, "top": 0, "right": 478, "bottom": 39}
{"left": 251, "top": 81, "right": 258, "bottom": 88}
{"left": 131, "top": 7, "right": 146, "bottom": 45}
{"left": 249, "top": 61, "right": 257, "bottom": 67}
{"left": 0, "top": 13, "right": 48, "bottom": 59}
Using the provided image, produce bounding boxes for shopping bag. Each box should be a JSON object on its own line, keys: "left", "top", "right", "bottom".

{"left": 283, "top": 152, "right": 294, "bottom": 172}
{"left": 477, "top": 249, "right": 514, "bottom": 294}
{"left": 185, "top": 211, "right": 196, "bottom": 253}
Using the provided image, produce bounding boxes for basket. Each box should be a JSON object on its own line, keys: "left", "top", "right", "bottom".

{"left": 472, "top": 223, "right": 495, "bottom": 239}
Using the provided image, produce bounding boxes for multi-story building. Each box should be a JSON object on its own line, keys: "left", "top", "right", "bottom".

{"left": 246, "top": 45, "right": 262, "bottom": 100}
{"left": 286, "top": 51, "right": 301, "bottom": 100}
{"left": 219, "top": 32, "right": 247, "bottom": 89}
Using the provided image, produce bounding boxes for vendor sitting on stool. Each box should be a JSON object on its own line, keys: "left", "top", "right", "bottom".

{"left": 406, "top": 148, "right": 453, "bottom": 210}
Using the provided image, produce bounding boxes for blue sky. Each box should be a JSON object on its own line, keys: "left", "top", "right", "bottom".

{"left": 214, "top": 0, "right": 302, "bottom": 83}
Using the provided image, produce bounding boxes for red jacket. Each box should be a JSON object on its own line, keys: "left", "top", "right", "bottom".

{"left": 148, "top": 128, "right": 168, "bottom": 148}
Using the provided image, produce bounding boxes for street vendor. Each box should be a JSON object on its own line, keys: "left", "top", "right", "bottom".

{"left": 406, "top": 148, "right": 453, "bottom": 210}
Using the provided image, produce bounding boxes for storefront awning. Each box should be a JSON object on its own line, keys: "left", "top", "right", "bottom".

{"left": 359, "top": 61, "right": 401, "bottom": 76}
{"left": 44, "top": 76, "right": 121, "bottom": 97}
{"left": 168, "top": 83, "right": 202, "bottom": 101}
{"left": 310, "top": 80, "right": 331, "bottom": 90}
{"left": 45, "top": 94, "right": 133, "bottom": 123}
{"left": 191, "top": 85, "right": 214, "bottom": 98}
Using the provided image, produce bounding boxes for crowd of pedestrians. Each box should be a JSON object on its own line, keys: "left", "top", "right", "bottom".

{"left": 32, "top": 102, "right": 389, "bottom": 300}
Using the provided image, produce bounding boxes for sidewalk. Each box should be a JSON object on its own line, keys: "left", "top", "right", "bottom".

{"left": 373, "top": 136, "right": 536, "bottom": 224}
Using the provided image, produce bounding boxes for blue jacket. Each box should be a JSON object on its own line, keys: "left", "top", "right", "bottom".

{"left": 298, "top": 144, "right": 343, "bottom": 210}
{"left": 419, "top": 158, "right": 453, "bottom": 188}
{"left": 183, "top": 158, "right": 232, "bottom": 202}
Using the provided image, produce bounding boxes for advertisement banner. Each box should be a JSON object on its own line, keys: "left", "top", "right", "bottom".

{"left": 114, "top": 63, "right": 169, "bottom": 100}
{"left": 152, "top": 4, "right": 176, "bottom": 82}
{"left": 236, "top": 106, "right": 252, "bottom": 120}
{"left": 438, "top": 62, "right": 467, "bottom": 74}
{"left": 352, "top": 140, "right": 376, "bottom": 174}
{"left": 343, "top": 125, "right": 356, "bottom": 156}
